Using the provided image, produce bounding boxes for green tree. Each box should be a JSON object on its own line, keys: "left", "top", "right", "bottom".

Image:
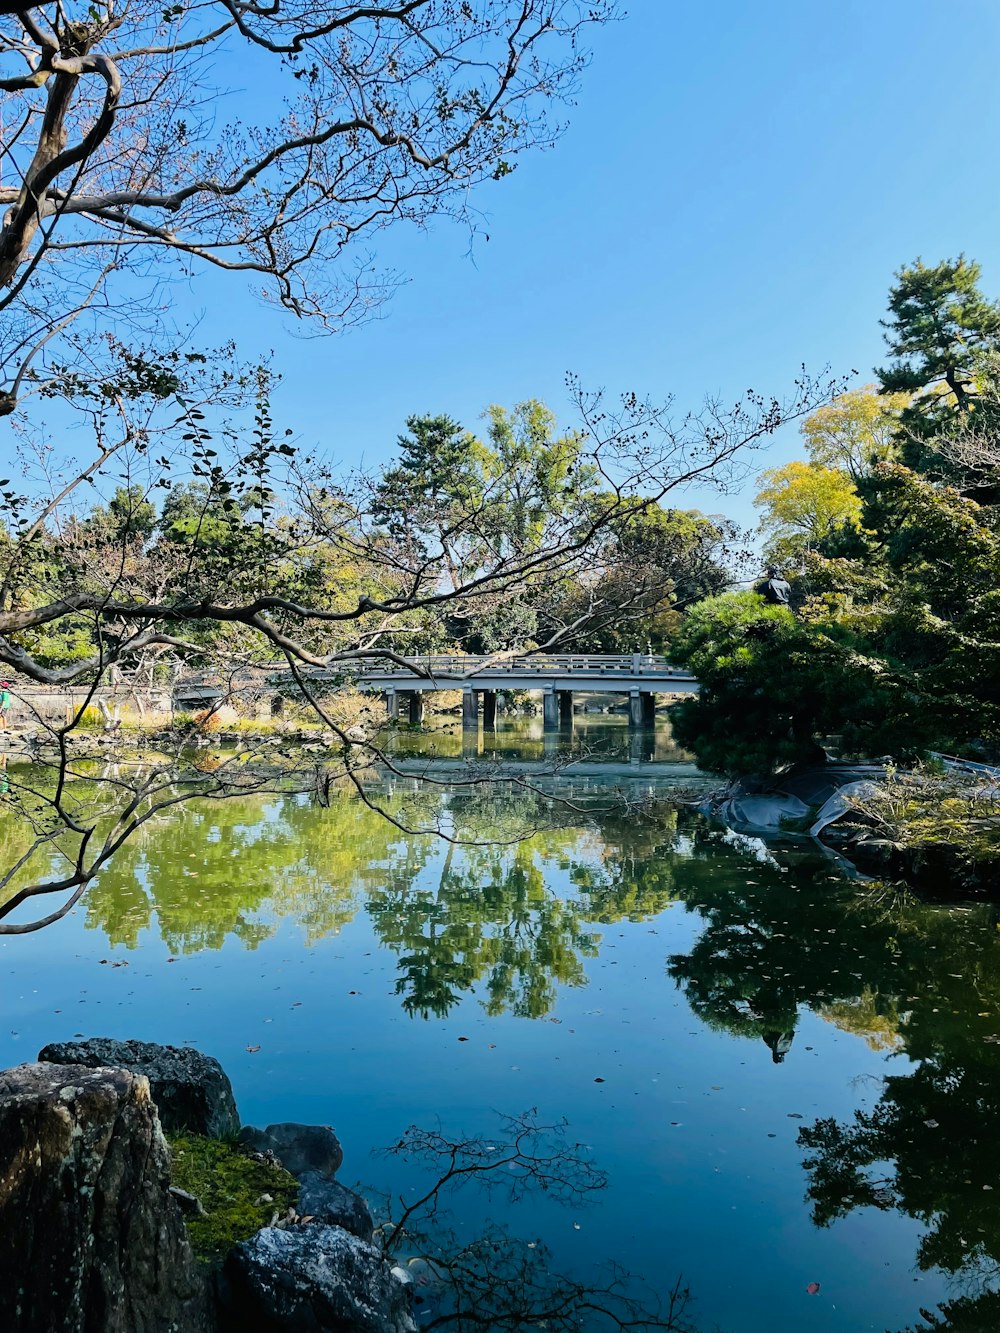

{"left": 800, "top": 384, "right": 908, "bottom": 479}
{"left": 754, "top": 461, "right": 862, "bottom": 566}
{"left": 878, "top": 256, "right": 1000, "bottom": 472}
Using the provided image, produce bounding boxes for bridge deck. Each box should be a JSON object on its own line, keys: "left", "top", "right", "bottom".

{"left": 175, "top": 654, "right": 699, "bottom": 699}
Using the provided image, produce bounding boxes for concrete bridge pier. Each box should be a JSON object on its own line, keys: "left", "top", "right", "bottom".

{"left": 482, "top": 690, "right": 498, "bottom": 729}
{"left": 558, "top": 691, "right": 574, "bottom": 727}
{"left": 462, "top": 688, "right": 479, "bottom": 730}
{"left": 542, "top": 687, "right": 559, "bottom": 730}
{"left": 407, "top": 692, "right": 424, "bottom": 725}
{"left": 628, "top": 690, "right": 657, "bottom": 730}
{"left": 386, "top": 689, "right": 400, "bottom": 721}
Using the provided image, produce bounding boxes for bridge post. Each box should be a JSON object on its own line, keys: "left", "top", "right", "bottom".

{"left": 386, "top": 689, "right": 399, "bottom": 721}
{"left": 542, "top": 687, "right": 558, "bottom": 730}
{"left": 482, "top": 690, "right": 497, "bottom": 729}
{"left": 408, "top": 692, "right": 424, "bottom": 725}
{"left": 628, "top": 690, "right": 656, "bottom": 729}
{"left": 558, "top": 690, "right": 574, "bottom": 726}
{"left": 462, "top": 688, "right": 479, "bottom": 730}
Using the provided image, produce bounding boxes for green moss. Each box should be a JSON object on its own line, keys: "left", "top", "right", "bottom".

{"left": 166, "top": 1134, "right": 299, "bottom": 1263}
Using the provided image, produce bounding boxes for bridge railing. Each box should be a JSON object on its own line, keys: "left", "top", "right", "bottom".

{"left": 350, "top": 653, "right": 692, "bottom": 678}
{"left": 174, "top": 653, "right": 696, "bottom": 692}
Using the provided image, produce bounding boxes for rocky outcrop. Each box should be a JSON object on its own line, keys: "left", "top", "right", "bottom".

{"left": 38, "top": 1037, "right": 240, "bottom": 1139}
{"left": 0, "top": 1061, "right": 212, "bottom": 1333}
{"left": 238, "top": 1122, "right": 343, "bottom": 1179}
{"left": 298, "top": 1174, "right": 375, "bottom": 1241}
{"left": 222, "top": 1225, "right": 414, "bottom": 1333}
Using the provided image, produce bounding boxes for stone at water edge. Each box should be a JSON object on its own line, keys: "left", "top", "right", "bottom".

{"left": 38, "top": 1036, "right": 241, "bottom": 1139}
{"left": 0, "top": 1061, "right": 212, "bottom": 1333}
{"left": 223, "top": 1225, "right": 415, "bottom": 1333}
{"left": 297, "top": 1173, "right": 375, "bottom": 1241}
{"left": 238, "top": 1122, "right": 344, "bottom": 1179}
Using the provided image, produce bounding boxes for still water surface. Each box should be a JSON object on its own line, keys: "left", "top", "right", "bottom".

{"left": 2, "top": 719, "right": 999, "bottom": 1333}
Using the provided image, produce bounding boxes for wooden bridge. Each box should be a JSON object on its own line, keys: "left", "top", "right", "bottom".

{"left": 175, "top": 653, "right": 698, "bottom": 730}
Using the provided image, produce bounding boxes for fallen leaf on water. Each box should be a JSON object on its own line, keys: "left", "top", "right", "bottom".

{"left": 924, "top": 1119, "right": 940, "bottom": 1129}
{"left": 594, "top": 1077, "right": 605, "bottom": 1083}
{"left": 245, "top": 1045, "right": 261, "bottom": 1053}
{"left": 806, "top": 1283, "right": 820, "bottom": 1295}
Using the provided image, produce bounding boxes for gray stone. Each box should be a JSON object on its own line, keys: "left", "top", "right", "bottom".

{"left": 0, "top": 1061, "right": 212, "bottom": 1333}
{"left": 38, "top": 1036, "right": 240, "bottom": 1138}
{"left": 298, "top": 1173, "right": 374, "bottom": 1241}
{"left": 238, "top": 1122, "right": 343, "bottom": 1179}
{"left": 223, "top": 1225, "right": 414, "bottom": 1332}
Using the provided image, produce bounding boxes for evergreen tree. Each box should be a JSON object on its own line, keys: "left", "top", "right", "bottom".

{"left": 878, "top": 256, "right": 1000, "bottom": 474}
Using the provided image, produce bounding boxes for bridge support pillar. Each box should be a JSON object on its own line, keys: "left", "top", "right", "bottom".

{"left": 558, "top": 690, "right": 574, "bottom": 727}
{"left": 542, "top": 688, "right": 558, "bottom": 730}
{"left": 386, "top": 689, "right": 399, "bottom": 721}
{"left": 482, "top": 690, "right": 497, "bottom": 729}
{"left": 462, "top": 688, "right": 479, "bottom": 730}
{"left": 629, "top": 690, "right": 656, "bottom": 729}
{"left": 408, "top": 692, "right": 424, "bottom": 725}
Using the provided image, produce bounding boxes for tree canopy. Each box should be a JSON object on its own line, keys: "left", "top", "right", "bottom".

{"left": 675, "top": 256, "right": 1000, "bottom": 776}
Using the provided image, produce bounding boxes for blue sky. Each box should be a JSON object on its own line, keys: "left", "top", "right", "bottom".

{"left": 23, "top": 0, "right": 1000, "bottom": 528}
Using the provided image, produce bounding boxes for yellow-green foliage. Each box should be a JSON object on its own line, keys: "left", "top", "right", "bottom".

{"left": 851, "top": 770, "right": 1000, "bottom": 883}
{"left": 167, "top": 1134, "right": 299, "bottom": 1263}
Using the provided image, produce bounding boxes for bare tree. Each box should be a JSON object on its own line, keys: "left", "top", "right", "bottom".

{"left": 0, "top": 0, "right": 615, "bottom": 405}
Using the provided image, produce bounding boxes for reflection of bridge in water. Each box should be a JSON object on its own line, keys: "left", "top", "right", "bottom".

{"left": 176, "top": 653, "right": 699, "bottom": 730}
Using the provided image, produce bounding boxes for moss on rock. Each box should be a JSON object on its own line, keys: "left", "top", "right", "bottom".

{"left": 167, "top": 1134, "right": 299, "bottom": 1264}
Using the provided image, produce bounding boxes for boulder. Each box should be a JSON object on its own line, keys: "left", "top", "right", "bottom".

{"left": 238, "top": 1122, "right": 343, "bottom": 1179}
{"left": 0, "top": 1061, "right": 212, "bottom": 1333}
{"left": 298, "top": 1174, "right": 375, "bottom": 1241}
{"left": 38, "top": 1037, "right": 240, "bottom": 1139}
{"left": 222, "top": 1225, "right": 414, "bottom": 1333}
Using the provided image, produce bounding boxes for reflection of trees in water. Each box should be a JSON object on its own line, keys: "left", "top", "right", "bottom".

{"left": 367, "top": 792, "right": 682, "bottom": 1019}
{"left": 666, "top": 854, "right": 1000, "bottom": 1330}
{"left": 82, "top": 786, "right": 440, "bottom": 953}
{"left": 78, "top": 781, "right": 689, "bottom": 1020}
{"left": 663, "top": 832, "right": 1000, "bottom": 1326}
{"left": 664, "top": 836, "right": 905, "bottom": 1058}
{"left": 797, "top": 930, "right": 1000, "bottom": 1326}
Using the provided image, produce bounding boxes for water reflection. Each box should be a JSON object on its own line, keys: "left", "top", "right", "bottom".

{"left": 9, "top": 735, "right": 1000, "bottom": 1330}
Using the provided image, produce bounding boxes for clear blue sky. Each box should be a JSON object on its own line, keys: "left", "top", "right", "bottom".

{"left": 30, "top": 0, "right": 1000, "bottom": 526}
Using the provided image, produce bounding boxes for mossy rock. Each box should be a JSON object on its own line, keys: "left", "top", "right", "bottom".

{"left": 167, "top": 1134, "right": 299, "bottom": 1264}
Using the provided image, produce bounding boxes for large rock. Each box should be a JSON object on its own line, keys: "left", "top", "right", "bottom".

{"left": 38, "top": 1037, "right": 240, "bottom": 1139}
{"left": 0, "top": 1061, "right": 212, "bottom": 1333}
{"left": 223, "top": 1225, "right": 414, "bottom": 1333}
{"left": 238, "top": 1122, "right": 343, "bottom": 1179}
{"left": 298, "top": 1174, "right": 374, "bottom": 1241}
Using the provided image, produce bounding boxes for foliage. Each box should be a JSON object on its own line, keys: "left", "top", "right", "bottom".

{"left": 668, "top": 590, "right": 891, "bottom": 774}
{"left": 166, "top": 1134, "right": 299, "bottom": 1264}
{"left": 753, "top": 460, "right": 862, "bottom": 566}
{"left": 877, "top": 256, "right": 1000, "bottom": 472}
{"left": 548, "top": 502, "right": 733, "bottom": 653}
{"left": 799, "top": 384, "right": 909, "bottom": 478}
{"left": 677, "top": 259, "right": 1000, "bottom": 774}
{"left": 837, "top": 769, "right": 1000, "bottom": 892}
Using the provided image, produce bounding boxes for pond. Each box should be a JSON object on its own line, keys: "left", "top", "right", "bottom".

{"left": 2, "top": 717, "right": 999, "bottom": 1333}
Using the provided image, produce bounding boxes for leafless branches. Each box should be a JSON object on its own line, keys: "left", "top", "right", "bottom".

{"left": 370, "top": 1110, "right": 702, "bottom": 1331}
{"left": 0, "top": 0, "right": 616, "bottom": 397}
